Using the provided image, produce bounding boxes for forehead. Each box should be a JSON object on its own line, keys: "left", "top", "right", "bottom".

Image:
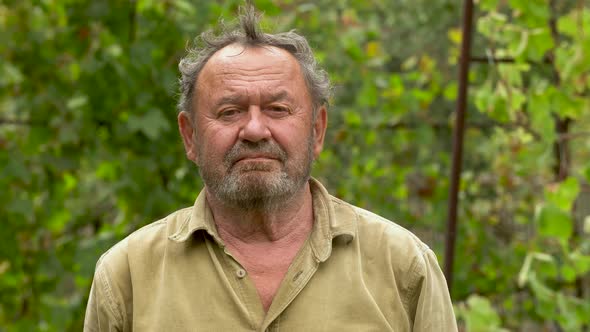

{"left": 207, "top": 44, "right": 298, "bottom": 70}
{"left": 195, "top": 44, "right": 307, "bottom": 99}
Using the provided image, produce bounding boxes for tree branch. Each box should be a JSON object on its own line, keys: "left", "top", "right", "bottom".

{"left": 129, "top": 0, "right": 138, "bottom": 44}
{"left": 470, "top": 55, "right": 553, "bottom": 65}
{"left": 0, "top": 118, "right": 39, "bottom": 126}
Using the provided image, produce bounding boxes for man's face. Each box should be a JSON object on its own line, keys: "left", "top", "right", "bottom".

{"left": 178, "top": 44, "right": 327, "bottom": 210}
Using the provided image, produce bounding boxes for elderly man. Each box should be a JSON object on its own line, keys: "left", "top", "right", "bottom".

{"left": 84, "top": 6, "right": 457, "bottom": 332}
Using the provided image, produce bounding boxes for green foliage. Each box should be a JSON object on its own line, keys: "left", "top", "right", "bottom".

{"left": 455, "top": 295, "right": 509, "bottom": 332}
{"left": 1, "top": 0, "right": 589, "bottom": 331}
{"left": 515, "top": 178, "right": 590, "bottom": 331}
{"left": 462, "top": 1, "right": 590, "bottom": 329}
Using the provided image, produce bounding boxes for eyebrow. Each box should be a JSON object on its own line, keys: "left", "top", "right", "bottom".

{"left": 212, "top": 91, "right": 294, "bottom": 109}
{"left": 212, "top": 95, "right": 245, "bottom": 110}
{"left": 263, "top": 91, "right": 290, "bottom": 104}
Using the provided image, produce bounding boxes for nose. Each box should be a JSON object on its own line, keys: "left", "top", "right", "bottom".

{"left": 238, "top": 106, "right": 271, "bottom": 142}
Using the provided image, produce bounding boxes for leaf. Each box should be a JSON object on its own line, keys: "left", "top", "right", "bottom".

{"left": 401, "top": 56, "right": 417, "bottom": 70}
{"left": 443, "top": 82, "right": 457, "bottom": 101}
{"left": 550, "top": 89, "right": 584, "bottom": 119}
{"left": 68, "top": 62, "right": 81, "bottom": 81}
{"left": 447, "top": 28, "right": 462, "bottom": 45}
{"left": 173, "top": 0, "right": 196, "bottom": 15}
{"left": 474, "top": 81, "right": 494, "bottom": 113}
{"left": 528, "top": 91, "right": 555, "bottom": 142}
{"left": 546, "top": 177, "right": 580, "bottom": 212}
{"left": 105, "top": 44, "right": 123, "bottom": 58}
{"left": 7, "top": 197, "right": 33, "bottom": 220}
{"left": 508, "top": 88, "right": 526, "bottom": 112}
{"left": 127, "top": 108, "right": 170, "bottom": 140}
{"left": 518, "top": 253, "right": 533, "bottom": 287}
{"left": 478, "top": 0, "right": 500, "bottom": 11}
{"left": 528, "top": 274, "right": 555, "bottom": 303}
{"left": 365, "top": 41, "right": 381, "bottom": 58}
{"left": 477, "top": 11, "right": 507, "bottom": 39}
{"left": 340, "top": 32, "right": 365, "bottom": 62}
{"left": 358, "top": 80, "right": 378, "bottom": 107}
{"left": 47, "top": 210, "right": 72, "bottom": 233}
{"left": 519, "top": 252, "right": 557, "bottom": 287}
{"left": 457, "top": 295, "right": 508, "bottom": 332}
{"left": 557, "top": 9, "right": 590, "bottom": 39}
{"left": 66, "top": 95, "right": 88, "bottom": 110}
{"left": 63, "top": 173, "right": 77, "bottom": 192}
{"left": 508, "top": 0, "right": 550, "bottom": 27}
{"left": 344, "top": 110, "right": 362, "bottom": 126}
{"left": 385, "top": 74, "right": 404, "bottom": 98}
{"left": 570, "top": 252, "right": 590, "bottom": 274}
{"left": 535, "top": 204, "right": 573, "bottom": 242}
{"left": 0, "top": 62, "right": 24, "bottom": 86}
{"left": 525, "top": 28, "right": 553, "bottom": 62}
{"left": 561, "top": 264, "right": 577, "bottom": 282}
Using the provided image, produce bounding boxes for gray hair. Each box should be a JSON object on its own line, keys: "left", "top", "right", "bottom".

{"left": 177, "top": 5, "right": 332, "bottom": 118}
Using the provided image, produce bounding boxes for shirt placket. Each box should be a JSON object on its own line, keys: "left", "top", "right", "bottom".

{"left": 205, "top": 236, "right": 266, "bottom": 330}
{"left": 260, "top": 240, "right": 321, "bottom": 332}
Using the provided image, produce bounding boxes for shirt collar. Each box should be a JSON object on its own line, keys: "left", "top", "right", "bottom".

{"left": 168, "top": 177, "right": 357, "bottom": 261}
{"left": 307, "top": 177, "right": 356, "bottom": 262}
{"left": 168, "top": 189, "right": 224, "bottom": 246}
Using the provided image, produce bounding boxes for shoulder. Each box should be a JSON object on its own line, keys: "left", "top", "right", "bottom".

{"left": 86, "top": 207, "right": 193, "bottom": 330}
{"left": 329, "top": 195, "right": 432, "bottom": 273}
{"left": 326, "top": 196, "right": 455, "bottom": 324}
{"left": 95, "top": 207, "right": 193, "bottom": 273}
{"left": 329, "top": 195, "right": 429, "bottom": 252}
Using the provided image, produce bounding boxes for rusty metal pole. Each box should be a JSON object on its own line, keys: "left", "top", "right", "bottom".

{"left": 444, "top": 0, "right": 474, "bottom": 295}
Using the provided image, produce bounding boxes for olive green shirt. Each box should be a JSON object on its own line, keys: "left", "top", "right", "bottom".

{"left": 84, "top": 179, "right": 457, "bottom": 331}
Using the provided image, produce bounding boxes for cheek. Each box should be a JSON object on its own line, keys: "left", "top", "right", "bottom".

{"left": 197, "top": 127, "right": 238, "bottom": 158}
{"left": 273, "top": 126, "right": 312, "bottom": 156}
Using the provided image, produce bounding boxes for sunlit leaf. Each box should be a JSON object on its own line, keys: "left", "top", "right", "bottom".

{"left": 127, "top": 108, "right": 170, "bottom": 140}
{"left": 535, "top": 204, "right": 573, "bottom": 242}
{"left": 545, "top": 177, "right": 580, "bottom": 212}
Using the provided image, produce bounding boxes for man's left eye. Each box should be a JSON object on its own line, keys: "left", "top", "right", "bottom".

{"left": 266, "top": 106, "right": 290, "bottom": 115}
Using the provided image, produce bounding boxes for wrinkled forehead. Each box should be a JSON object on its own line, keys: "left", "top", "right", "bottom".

{"left": 208, "top": 43, "right": 297, "bottom": 68}
{"left": 198, "top": 44, "right": 303, "bottom": 84}
{"left": 194, "top": 43, "right": 309, "bottom": 102}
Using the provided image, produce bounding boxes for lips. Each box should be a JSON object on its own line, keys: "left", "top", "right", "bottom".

{"left": 236, "top": 155, "right": 278, "bottom": 162}
{"left": 223, "top": 141, "right": 287, "bottom": 168}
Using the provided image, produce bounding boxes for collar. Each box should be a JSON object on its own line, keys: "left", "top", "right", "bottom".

{"left": 168, "top": 177, "right": 357, "bottom": 261}
{"left": 167, "top": 189, "right": 225, "bottom": 246}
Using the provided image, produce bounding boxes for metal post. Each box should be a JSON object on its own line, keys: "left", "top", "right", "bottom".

{"left": 444, "top": 0, "right": 474, "bottom": 295}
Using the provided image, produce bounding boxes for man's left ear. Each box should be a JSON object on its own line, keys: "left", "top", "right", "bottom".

{"left": 312, "top": 106, "right": 328, "bottom": 160}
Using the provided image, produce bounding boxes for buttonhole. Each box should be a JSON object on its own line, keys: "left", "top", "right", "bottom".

{"left": 292, "top": 270, "right": 303, "bottom": 282}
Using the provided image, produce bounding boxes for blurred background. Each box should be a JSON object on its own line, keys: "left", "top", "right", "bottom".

{"left": 1, "top": 0, "right": 589, "bottom": 330}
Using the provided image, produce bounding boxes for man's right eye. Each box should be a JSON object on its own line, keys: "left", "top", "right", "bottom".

{"left": 218, "top": 108, "right": 240, "bottom": 119}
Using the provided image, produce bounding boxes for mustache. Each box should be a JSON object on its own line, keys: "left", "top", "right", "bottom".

{"left": 223, "top": 140, "right": 287, "bottom": 166}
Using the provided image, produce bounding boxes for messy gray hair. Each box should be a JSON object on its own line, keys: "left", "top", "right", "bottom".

{"left": 177, "top": 5, "right": 332, "bottom": 118}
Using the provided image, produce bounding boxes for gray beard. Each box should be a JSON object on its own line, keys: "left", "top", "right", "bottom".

{"left": 198, "top": 134, "right": 314, "bottom": 212}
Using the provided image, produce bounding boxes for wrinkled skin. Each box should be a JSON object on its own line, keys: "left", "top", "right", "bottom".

{"left": 178, "top": 44, "right": 327, "bottom": 211}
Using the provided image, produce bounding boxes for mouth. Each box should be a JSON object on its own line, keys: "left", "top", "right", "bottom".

{"left": 236, "top": 154, "right": 279, "bottom": 162}
{"left": 235, "top": 156, "right": 278, "bottom": 164}
{"left": 230, "top": 155, "right": 280, "bottom": 173}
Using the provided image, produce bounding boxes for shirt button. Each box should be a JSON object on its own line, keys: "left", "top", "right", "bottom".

{"left": 236, "top": 269, "right": 247, "bottom": 279}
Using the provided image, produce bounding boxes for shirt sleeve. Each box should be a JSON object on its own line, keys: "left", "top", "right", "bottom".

{"left": 84, "top": 259, "right": 126, "bottom": 332}
{"left": 410, "top": 249, "right": 458, "bottom": 332}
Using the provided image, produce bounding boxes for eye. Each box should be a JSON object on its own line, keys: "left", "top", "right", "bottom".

{"left": 217, "top": 108, "right": 241, "bottom": 119}
{"left": 265, "top": 105, "right": 291, "bottom": 117}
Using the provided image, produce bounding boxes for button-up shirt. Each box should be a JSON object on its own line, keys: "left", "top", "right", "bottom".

{"left": 84, "top": 179, "right": 457, "bottom": 331}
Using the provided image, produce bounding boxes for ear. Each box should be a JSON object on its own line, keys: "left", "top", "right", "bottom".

{"left": 312, "top": 106, "right": 328, "bottom": 160}
{"left": 178, "top": 111, "right": 199, "bottom": 164}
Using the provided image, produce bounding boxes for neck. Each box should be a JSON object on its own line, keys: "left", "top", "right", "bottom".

{"left": 206, "top": 182, "right": 314, "bottom": 244}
